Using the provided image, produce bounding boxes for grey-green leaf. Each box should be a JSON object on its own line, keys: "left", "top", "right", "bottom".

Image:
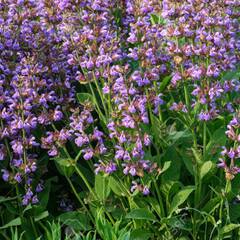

{"left": 169, "top": 186, "right": 195, "bottom": 216}
{"left": 95, "top": 174, "right": 110, "bottom": 201}
{"left": 130, "top": 229, "right": 152, "bottom": 240}
{"left": 109, "top": 176, "right": 127, "bottom": 196}
{"left": 34, "top": 211, "right": 49, "bottom": 222}
{"left": 221, "top": 224, "right": 240, "bottom": 234}
{"left": 161, "top": 161, "right": 171, "bottom": 174}
{"left": 77, "top": 93, "right": 94, "bottom": 105}
{"left": 200, "top": 161, "right": 213, "bottom": 180}
{"left": 59, "top": 211, "right": 91, "bottom": 231}
{"left": 126, "top": 208, "right": 157, "bottom": 222}
{"left": 0, "top": 217, "right": 21, "bottom": 229}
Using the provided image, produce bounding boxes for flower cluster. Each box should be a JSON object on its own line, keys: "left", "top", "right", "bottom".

{"left": 162, "top": 0, "right": 239, "bottom": 83}
{"left": 0, "top": 0, "right": 239, "bottom": 201}
{"left": 0, "top": 0, "right": 76, "bottom": 204}
{"left": 218, "top": 113, "right": 240, "bottom": 180}
{"left": 192, "top": 79, "right": 240, "bottom": 121}
{"left": 161, "top": 0, "right": 239, "bottom": 120}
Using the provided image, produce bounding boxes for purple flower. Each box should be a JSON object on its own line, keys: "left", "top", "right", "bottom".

{"left": 115, "top": 147, "right": 125, "bottom": 160}
{"left": 83, "top": 148, "right": 94, "bottom": 160}
{"left": 0, "top": 144, "right": 5, "bottom": 160}
{"left": 53, "top": 108, "right": 63, "bottom": 121}
{"left": 11, "top": 140, "right": 23, "bottom": 155}
{"left": 129, "top": 166, "right": 137, "bottom": 176}
{"left": 22, "top": 196, "right": 29, "bottom": 206}
{"left": 130, "top": 181, "right": 138, "bottom": 193}
{"left": 75, "top": 134, "right": 89, "bottom": 147}
{"left": 144, "top": 134, "right": 151, "bottom": 146}
{"left": 171, "top": 72, "right": 182, "bottom": 85}
{"left": 122, "top": 114, "right": 135, "bottom": 129}
{"left": 143, "top": 186, "right": 150, "bottom": 195}
{"left": 2, "top": 170, "right": 9, "bottom": 182}
{"left": 14, "top": 173, "right": 22, "bottom": 183}
{"left": 102, "top": 84, "right": 110, "bottom": 94}
{"left": 48, "top": 146, "right": 58, "bottom": 156}
{"left": 93, "top": 128, "right": 104, "bottom": 141}
{"left": 32, "top": 195, "right": 39, "bottom": 204}
{"left": 36, "top": 183, "right": 44, "bottom": 193}
{"left": 198, "top": 111, "right": 211, "bottom": 121}
{"left": 228, "top": 148, "right": 235, "bottom": 159}
{"left": 105, "top": 162, "right": 117, "bottom": 174}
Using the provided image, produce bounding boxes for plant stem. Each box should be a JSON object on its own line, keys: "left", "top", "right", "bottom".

{"left": 184, "top": 82, "right": 190, "bottom": 111}
{"left": 89, "top": 83, "right": 106, "bottom": 124}
{"left": 224, "top": 180, "right": 231, "bottom": 224}
{"left": 153, "top": 180, "right": 165, "bottom": 217}
{"left": 66, "top": 177, "right": 94, "bottom": 223}
{"left": 203, "top": 122, "right": 207, "bottom": 161}
{"left": 30, "top": 217, "right": 39, "bottom": 239}
{"left": 0, "top": 232, "right": 11, "bottom": 240}
{"left": 74, "top": 165, "right": 96, "bottom": 197}
{"left": 93, "top": 74, "right": 108, "bottom": 117}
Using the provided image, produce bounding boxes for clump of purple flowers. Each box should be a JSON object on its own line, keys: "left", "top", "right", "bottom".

{"left": 0, "top": 0, "right": 239, "bottom": 202}
{"left": 161, "top": 0, "right": 239, "bottom": 120}
{"left": 218, "top": 114, "right": 240, "bottom": 180}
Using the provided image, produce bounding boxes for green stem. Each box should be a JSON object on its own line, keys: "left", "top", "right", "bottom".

{"left": 183, "top": 83, "right": 190, "bottom": 111}
{"left": 225, "top": 180, "right": 231, "bottom": 224}
{"left": 89, "top": 83, "right": 106, "bottom": 123}
{"left": 30, "top": 217, "right": 38, "bottom": 239}
{"left": 93, "top": 74, "right": 108, "bottom": 117}
{"left": 74, "top": 165, "right": 96, "bottom": 198}
{"left": 203, "top": 122, "right": 207, "bottom": 161}
{"left": 105, "top": 212, "right": 115, "bottom": 226}
{"left": 0, "top": 232, "right": 11, "bottom": 240}
{"left": 153, "top": 180, "right": 165, "bottom": 217}
{"left": 66, "top": 177, "right": 94, "bottom": 223}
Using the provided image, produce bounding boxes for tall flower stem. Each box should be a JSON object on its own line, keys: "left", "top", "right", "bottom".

{"left": 66, "top": 176, "right": 95, "bottom": 223}
{"left": 153, "top": 180, "right": 165, "bottom": 217}
{"left": 203, "top": 122, "right": 207, "bottom": 161}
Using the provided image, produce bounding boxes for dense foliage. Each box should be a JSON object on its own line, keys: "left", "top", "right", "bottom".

{"left": 0, "top": 0, "right": 239, "bottom": 239}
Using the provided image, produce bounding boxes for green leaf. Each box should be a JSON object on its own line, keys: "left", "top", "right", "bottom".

{"left": 202, "top": 197, "right": 221, "bottom": 214}
{"left": 53, "top": 156, "right": 75, "bottom": 177}
{"left": 109, "top": 176, "right": 127, "bottom": 196}
{"left": 126, "top": 208, "right": 157, "bottom": 222}
{"left": 179, "top": 151, "right": 194, "bottom": 176}
{"left": 160, "top": 75, "right": 171, "bottom": 92}
{"left": 147, "top": 197, "right": 161, "bottom": 217}
{"left": 119, "top": 232, "right": 131, "bottom": 240}
{"left": 200, "top": 161, "right": 214, "bottom": 180}
{"left": 164, "top": 216, "right": 192, "bottom": 231}
{"left": 161, "top": 147, "right": 182, "bottom": 181}
{"left": 221, "top": 224, "right": 240, "bottom": 234}
{"left": 150, "top": 115, "right": 162, "bottom": 145}
{"left": 222, "top": 69, "right": 240, "bottom": 80}
{"left": 229, "top": 204, "right": 240, "bottom": 222}
{"left": 0, "top": 196, "right": 17, "bottom": 204}
{"left": 169, "top": 186, "right": 195, "bottom": 215}
{"left": 161, "top": 161, "right": 171, "bottom": 174}
{"left": 167, "top": 130, "right": 192, "bottom": 144}
{"left": 95, "top": 174, "right": 110, "bottom": 201}
{"left": 59, "top": 211, "right": 91, "bottom": 231}
{"left": 34, "top": 211, "right": 49, "bottom": 222}
{"left": 161, "top": 181, "right": 182, "bottom": 199}
{"left": 38, "top": 177, "right": 57, "bottom": 208}
{"left": 0, "top": 217, "right": 21, "bottom": 229}
{"left": 77, "top": 93, "right": 94, "bottom": 105}
{"left": 130, "top": 229, "right": 152, "bottom": 240}
{"left": 150, "top": 14, "right": 166, "bottom": 25}
{"left": 206, "top": 127, "right": 227, "bottom": 158}
{"left": 23, "top": 204, "right": 32, "bottom": 214}
{"left": 3, "top": 202, "right": 18, "bottom": 215}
